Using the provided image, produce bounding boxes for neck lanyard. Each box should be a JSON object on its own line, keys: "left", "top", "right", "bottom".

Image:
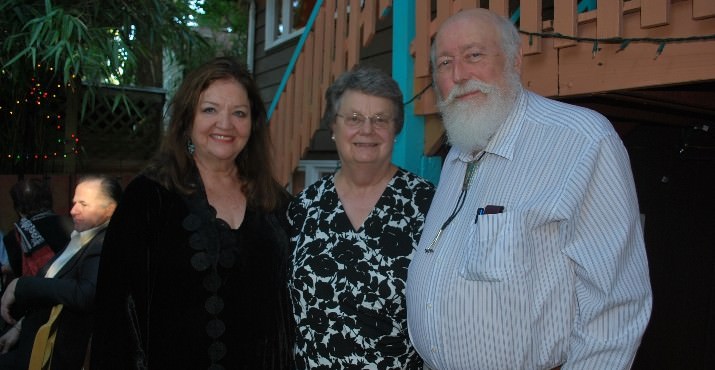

{"left": 425, "top": 151, "right": 485, "bottom": 253}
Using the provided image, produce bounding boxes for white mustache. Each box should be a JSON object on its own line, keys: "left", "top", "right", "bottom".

{"left": 441, "top": 80, "right": 496, "bottom": 105}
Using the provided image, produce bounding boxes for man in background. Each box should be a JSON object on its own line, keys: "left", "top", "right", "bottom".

{"left": 2, "top": 178, "right": 72, "bottom": 283}
{"left": 0, "top": 174, "right": 121, "bottom": 369}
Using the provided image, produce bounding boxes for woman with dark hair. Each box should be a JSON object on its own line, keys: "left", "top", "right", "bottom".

{"left": 90, "top": 57, "right": 293, "bottom": 369}
{"left": 288, "top": 65, "right": 435, "bottom": 369}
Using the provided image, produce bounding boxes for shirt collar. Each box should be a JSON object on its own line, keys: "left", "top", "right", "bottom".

{"left": 450, "top": 87, "right": 528, "bottom": 164}
{"left": 72, "top": 221, "right": 109, "bottom": 246}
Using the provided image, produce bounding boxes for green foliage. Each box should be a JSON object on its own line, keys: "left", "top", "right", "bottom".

{"left": 197, "top": 0, "right": 248, "bottom": 33}
{"left": 181, "top": 0, "right": 249, "bottom": 72}
{"left": 1, "top": 0, "right": 207, "bottom": 89}
{"left": 0, "top": 0, "right": 248, "bottom": 173}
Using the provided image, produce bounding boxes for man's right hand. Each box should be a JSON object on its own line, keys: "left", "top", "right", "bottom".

{"left": 0, "top": 278, "right": 18, "bottom": 324}
{"left": 0, "top": 323, "right": 20, "bottom": 353}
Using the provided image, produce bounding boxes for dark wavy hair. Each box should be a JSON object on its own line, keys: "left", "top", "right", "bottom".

{"left": 144, "top": 57, "right": 285, "bottom": 212}
{"left": 9, "top": 178, "right": 53, "bottom": 217}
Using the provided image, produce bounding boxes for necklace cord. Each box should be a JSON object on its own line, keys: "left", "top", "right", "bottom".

{"left": 425, "top": 152, "right": 485, "bottom": 253}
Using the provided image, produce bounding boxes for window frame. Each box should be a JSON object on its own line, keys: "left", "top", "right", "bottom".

{"left": 265, "top": 0, "right": 309, "bottom": 50}
{"left": 292, "top": 159, "right": 340, "bottom": 191}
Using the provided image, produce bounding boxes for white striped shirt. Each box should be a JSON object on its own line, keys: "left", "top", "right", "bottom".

{"left": 406, "top": 89, "right": 652, "bottom": 370}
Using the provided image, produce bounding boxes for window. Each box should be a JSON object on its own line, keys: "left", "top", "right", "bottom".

{"left": 265, "top": 0, "right": 317, "bottom": 49}
{"left": 290, "top": 160, "right": 340, "bottom": 194}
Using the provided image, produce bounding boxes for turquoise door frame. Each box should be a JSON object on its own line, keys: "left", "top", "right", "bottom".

{"left": 390, "top": 2, "right": 442, "bottom": 185}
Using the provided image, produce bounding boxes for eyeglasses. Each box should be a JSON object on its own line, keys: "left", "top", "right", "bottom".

{"left": 336, "top": 112, "right": 393, "bottom": 129}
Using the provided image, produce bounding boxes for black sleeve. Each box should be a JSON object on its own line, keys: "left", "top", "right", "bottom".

{"left": 15, "top": 232, "right": 103, "bottom": 313}
{"left": 90, "top": 176, "right": 162, "bottom": 370}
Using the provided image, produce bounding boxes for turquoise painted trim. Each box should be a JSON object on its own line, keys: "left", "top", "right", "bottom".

{"left": 511, "top": 1, "right": 597, "bottom": 24}
{"left": 510, "top": 8, "right": 520, "bottom": 24}
{"left": 420, "top": 156, "right": 443, "bottom": 187}
{"left": 391, "top": 1, "right": 441, "bottom": 184}
{"left": 578, "top": 0, "right": 597, "bottom": 12}
{"left": 266, "top": 0, "right": 324, "bottom": 121}
{"left": 381, "top": 4, "right": 391, "bottom": 18}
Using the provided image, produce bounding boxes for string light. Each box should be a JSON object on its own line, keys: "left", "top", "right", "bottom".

{"left": 403, "top": 30, "right": 715, "bottom": 105}
{"left": 1, "top": 62, "right": 82, "bottom": 169}
{"left": 520, "top": 31, "right": 715, "bottom": 60}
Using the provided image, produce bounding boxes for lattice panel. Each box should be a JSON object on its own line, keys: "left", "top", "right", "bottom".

{"left": 79, "top": 88, "right": 164, "bottom": 165}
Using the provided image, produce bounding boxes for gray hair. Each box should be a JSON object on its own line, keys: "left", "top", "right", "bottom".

{"left": 430, "top": 8, "right": 522, "bottom": 73}
{"left": 322, "top": 65, "right": 405, "bottom": 134}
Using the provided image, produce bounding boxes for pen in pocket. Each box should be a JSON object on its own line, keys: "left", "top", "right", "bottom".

{"left": 474, "top": 205, "right": 505, "bottom": 223}
{"left": 474, "top": 207, "right": 485, "bottom": 223}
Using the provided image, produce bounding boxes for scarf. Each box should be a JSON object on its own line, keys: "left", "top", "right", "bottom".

{"left": 14, "top": 210, "right": 55, "bottom": 254}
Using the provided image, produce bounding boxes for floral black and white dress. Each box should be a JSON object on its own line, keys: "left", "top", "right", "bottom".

{"left": 288, "top": 168, "right": 435, "bottom": 369}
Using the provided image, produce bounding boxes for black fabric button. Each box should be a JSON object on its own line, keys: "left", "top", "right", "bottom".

{"left": 189, "top": 233, "right": 207, "bottom": 250}
{"left": 182, "top": 214, "right": 202, "bottom": 231}
{"left": 206, "top": 319, "right": 226, "bottom": 339}
{"left": 205, "top": 295, "right": 224, "bottom": 315}
{"left": 190, "top": 252, "right": 211, "bottom": 271}
{"left": 207, "top": 340, "right": 227, "bottom": 360}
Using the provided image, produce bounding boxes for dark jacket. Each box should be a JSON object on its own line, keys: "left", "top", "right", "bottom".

{"left": 90, "top": 175, "right": 294, "bottom": 370}
{"left": 0, "top": 227, "right": 106, "bottom": 370}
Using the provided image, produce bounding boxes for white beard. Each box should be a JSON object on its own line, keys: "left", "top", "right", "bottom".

{"left": 437, "top": 77, "right": 518, "bottom": 153}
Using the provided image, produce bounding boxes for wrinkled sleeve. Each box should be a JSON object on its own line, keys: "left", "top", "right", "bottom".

{"left": 562, "top": 134, "right": 652, "bottom": 370}
{"left": 15, "top": 237, "right": 102, "bottom": 312}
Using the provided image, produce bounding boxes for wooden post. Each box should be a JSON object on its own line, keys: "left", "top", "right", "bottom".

{"left": 641, "top": 0, "right": 670, "bottom": 28}
{"left": 597, "top": 0, "right": 623, "bottom": 38}
{"left": 693, "top": 0, "right": 715, "bottom": 19}
{"left": 521, "top": 0, "right": 544, "bottom": 55}
{"left": 554, "top": 0, "right": 578, "bottom": 48}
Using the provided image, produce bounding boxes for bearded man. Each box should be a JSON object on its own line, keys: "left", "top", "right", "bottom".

{"left": 406, "top": 8, "right": 652, "bottom": 370}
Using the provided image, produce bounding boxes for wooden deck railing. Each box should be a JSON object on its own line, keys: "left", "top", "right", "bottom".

{"left": 412, "top": 0, "right": 715, "bottom": 115}
{"left": 269, "top": 0, "right": 715, "bottom": 185}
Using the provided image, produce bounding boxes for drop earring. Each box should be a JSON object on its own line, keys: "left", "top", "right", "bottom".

{"left": 187, "top": 138, "right": 195, "bottom": 154}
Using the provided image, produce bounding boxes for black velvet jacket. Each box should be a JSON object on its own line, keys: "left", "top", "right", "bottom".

{"left": 90, "top": 175, "right": 294, "bottom": 369}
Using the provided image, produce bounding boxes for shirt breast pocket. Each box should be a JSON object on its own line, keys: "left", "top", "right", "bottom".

{"left": 459, "top": 212, "right": 531, "bottom": 282}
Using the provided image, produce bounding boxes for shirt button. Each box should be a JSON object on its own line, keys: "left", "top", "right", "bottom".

{"left": 426, "top": 303, "right": 432, "bottom": 309}
{"left": 431, "top": 346, "right": 437, "bottom": 353}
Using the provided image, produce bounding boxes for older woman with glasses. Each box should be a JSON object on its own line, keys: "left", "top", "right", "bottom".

{"left": 288, "top": 65, "right": 435, "bottom": 369}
